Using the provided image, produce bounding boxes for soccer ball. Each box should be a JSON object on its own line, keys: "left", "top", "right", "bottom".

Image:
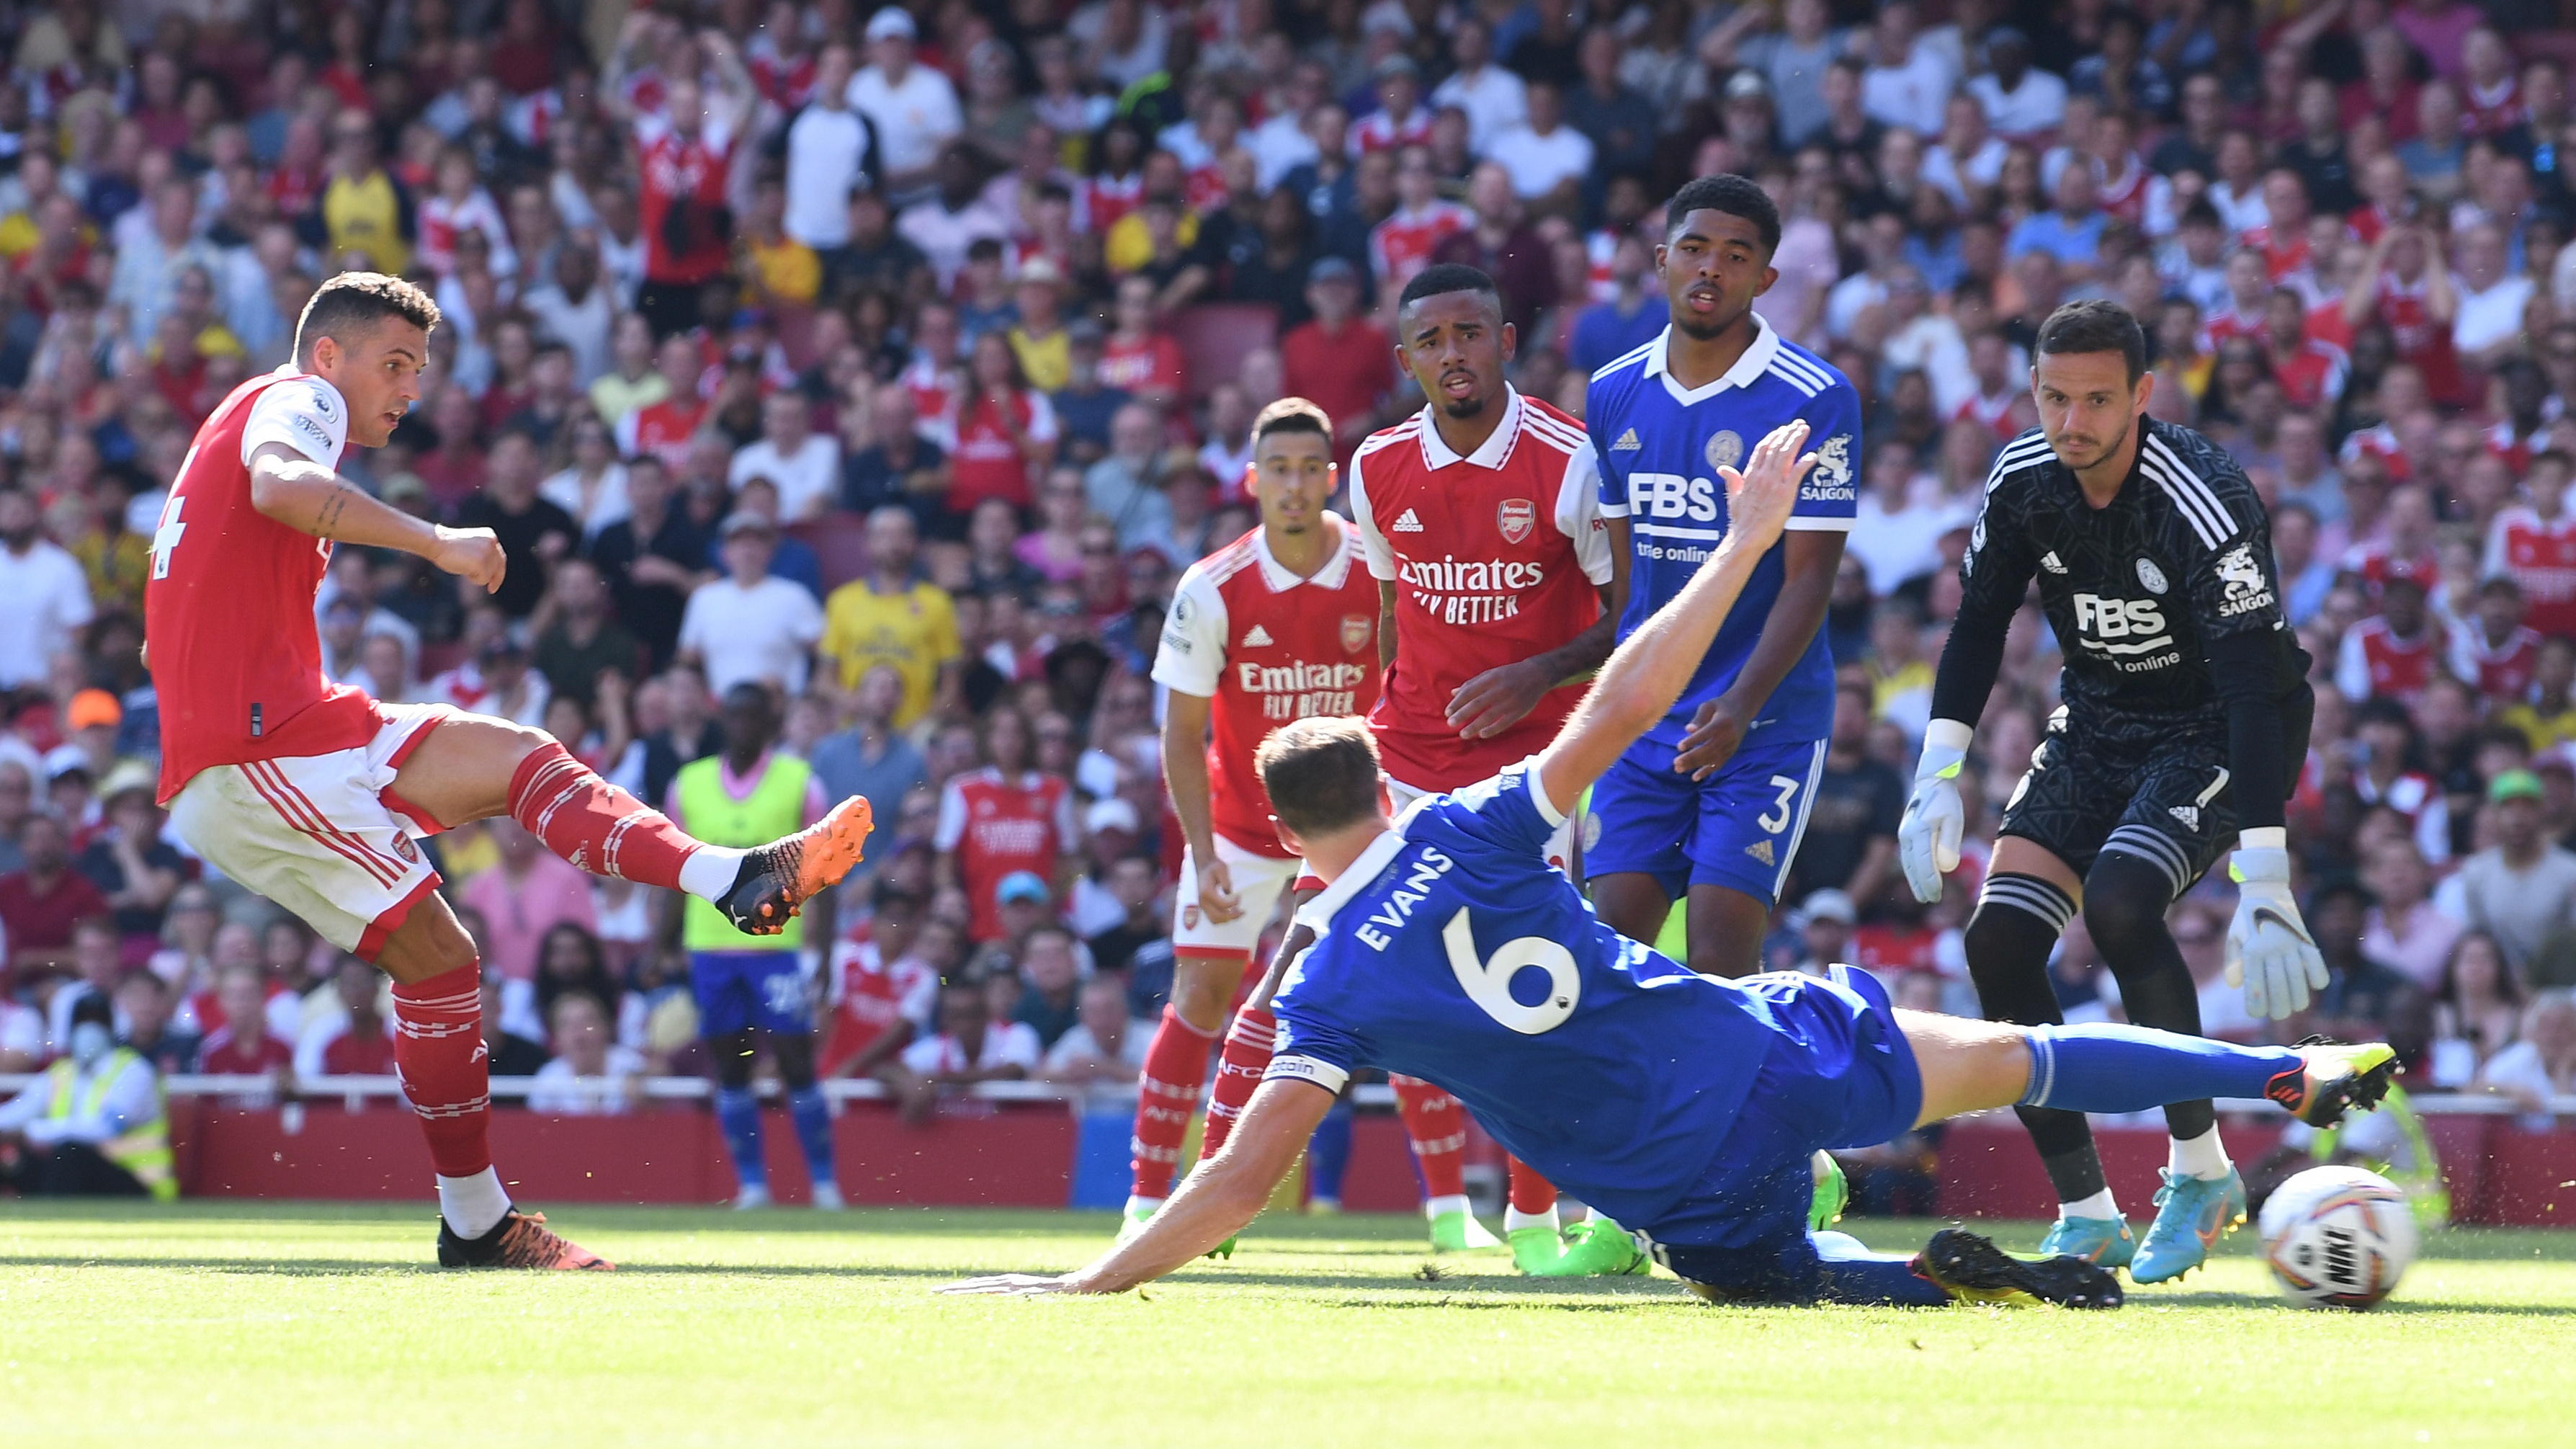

{"left": 2257, "top": 1166, "right": 2418, "bottom": 1310}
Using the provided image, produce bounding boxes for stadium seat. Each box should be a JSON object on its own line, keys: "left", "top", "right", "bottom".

{"left": 1170, "top": 303, "right": 1279, "bottom": 401}
{"left": 790, "top": 512, "right": 872, "bottom": 593}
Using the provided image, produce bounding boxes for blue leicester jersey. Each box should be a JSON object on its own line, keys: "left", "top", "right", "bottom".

{"left": 1587, "top": 318, "right": 1861, "bottom": 745}
{"left": 1264, "top": 763, "right": 1786, "bottom": 1233}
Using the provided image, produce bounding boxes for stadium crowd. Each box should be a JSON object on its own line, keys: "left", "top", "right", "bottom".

{"left": 4, "top": 0, "right": 2576, "bottom": 1150}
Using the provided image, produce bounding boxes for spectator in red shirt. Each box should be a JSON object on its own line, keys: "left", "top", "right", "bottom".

{"left": 1096, "top": 275, "right": 1184, "bottom": 414}
{"left": 1279, "top": 257, "right": 1392, "bottom": 459}
{"left": 620, "top": 35, "right": 756, "bottom": 338}
{"left": 197, "top": 963, "right": 297, "bottom": 1102}
{"left": 298, "top": 955, "right": 397, "bottom": 1077}
{"left": 0, "top": 816, "right": 109, "bottom": 978}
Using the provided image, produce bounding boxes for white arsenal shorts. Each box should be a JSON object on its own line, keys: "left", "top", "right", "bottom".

{"left": 168, "top": 703, "right": 455, "bottom": 959}
{"left": 1171, "top": 830, "right": 1309, "bottom": 960}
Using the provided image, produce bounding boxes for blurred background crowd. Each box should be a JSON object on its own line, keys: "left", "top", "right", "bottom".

{"left": 2, "top": 0, "right": 2576, "bottom": 1132}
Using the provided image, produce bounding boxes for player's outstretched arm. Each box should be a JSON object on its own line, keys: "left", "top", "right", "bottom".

{"left": 940, "top": 1078, "right": 1333, "bottom": 1296}
{"left": 247, "top": 442, "right": 506, "bottom": 593}
{"left": 1531, "top": 422, "right": 1812, "bottom": 819}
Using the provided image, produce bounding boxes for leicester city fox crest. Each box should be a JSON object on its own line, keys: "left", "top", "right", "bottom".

{"left": 1704, "top": 430, "right": 1744, "bottom": 471}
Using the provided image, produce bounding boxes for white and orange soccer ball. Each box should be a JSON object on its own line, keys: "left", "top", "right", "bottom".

{"left": 2258, "top": 1165, "right": 2418, "bottom": 1310}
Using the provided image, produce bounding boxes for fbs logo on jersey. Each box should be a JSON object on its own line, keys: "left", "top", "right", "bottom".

{"left": 1610, "top": 428, "right": 1641, "bottom": 451}
{"left": 2041, "top": 550, "right": 2068, "bottom": 574}
{"left": 1744, "top": 839, "right": 1776, "bottom": 868}
{"left": 1498, "top": 498, "right": 1537, "bottom": 545}
{"left": 1341, "top": 614, "right": 1372, "bottom": 653}
{"left": 1243, "top": 624, "right": 1274, "bottom": 648}
{"left": 1393, "top": 509, "right": 1426, "bottom": 533}
{"left": 2072, "top": 593, "right": 2178, "bottom": 672}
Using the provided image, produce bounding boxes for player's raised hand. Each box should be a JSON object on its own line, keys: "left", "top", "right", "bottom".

{"left": 1198, "top": 855, "right": 1244, "bottom": 924}
{"left": 2224, "top": 844, "right": 2329, "bottom": 1020}
{"left": 1713, "top": 419, "right": 1814, "bottom": 556}
{"left": 431, "top": 525, "right": 506, "bottom": 593}
{"left": 939, "top": 1272, "right": 1090, "bottom": 1296}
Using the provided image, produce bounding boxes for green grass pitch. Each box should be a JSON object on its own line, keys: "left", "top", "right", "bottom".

{"left": 5, "top": 1202, "right": 2572, "bottom": 1447}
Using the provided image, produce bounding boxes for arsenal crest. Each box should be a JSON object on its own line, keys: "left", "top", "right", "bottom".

{"left": 393, "top": 835, "right": 420, "bottom": 863}
{"left": 1498, "top": 497, "right": 1537, "bottom": 545}
{"left": 1341, "top": 613, "right": 1372, "bottom": 653}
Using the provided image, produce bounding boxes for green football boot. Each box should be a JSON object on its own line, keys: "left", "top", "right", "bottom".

{"left": 1430, "top": 1207, "right": 1503, "bottom": 1253}
{"left": 1522, "top": 1218, "right": 1650, "bottom": 1278}
{"left": 1508, "top": 1224, "right": 1566, "bottom": 1274}
{"left": 1809, "top": 1151, "right": 1848, "bottom": 1231}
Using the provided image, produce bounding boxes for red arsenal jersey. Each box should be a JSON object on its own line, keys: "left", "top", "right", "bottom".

{"left": 146, "top": 369, "right": 383, "bottom": 803}
{"left": 1349, "top": 389, "right": 1611, "bottom": 793}
{"left": 2338, "top": 616, "right": 2436, "bottom": 703}
{"left": 934, "top": 766, "right": 1077, "bottom": 940}
{"left": 821, "top": 934, "right": 936, "bottom": 1075}
{"left": 2452, "top": 620, "right": 2544, "bottom": 702}
{"left": 1151, "top": 516, "right": 1383, "bottom": 858}
{"left": 2485, "top": 506, "right": 2576, "bottom": 640}
{"left": 1367, "top": 200, "right": 1472, "bottom": 292}
{"left": 637, "top": 117, "right": 734, "bottom": 285}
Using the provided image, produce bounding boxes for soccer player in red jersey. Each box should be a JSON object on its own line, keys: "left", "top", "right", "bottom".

{"left": 145, "top": 274, "right": 873, "bottom": 1269}
{"left": 1120, "top": 398, "right": 1382, "bottom": 1239}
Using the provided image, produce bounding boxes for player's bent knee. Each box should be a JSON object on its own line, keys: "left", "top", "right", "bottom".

{"left": 2080, "top": 852, "right": 2176, "bottom": 959}
{"left": 1168, "top": 955, "right": 1243, "bottom": 1032}
{"left": 1588, "top": 873, "right": 1668, "bottom": 942}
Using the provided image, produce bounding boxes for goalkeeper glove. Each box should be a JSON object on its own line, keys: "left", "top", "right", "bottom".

{"left": 1897, "top": 721, "right": 1973, "bottom": 904}
{"left": 2224, "top": 832, "right": 2329, "bottom": 1020}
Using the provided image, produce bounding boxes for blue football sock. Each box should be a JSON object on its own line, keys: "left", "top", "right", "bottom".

{"left": 788, "top": 1087, "right": 836, "bottom": 1186}
{"left": 2018, "top": 1024, "right": 2304, "bottom": 1115}
{"left": 716, "top": 1086, "right": 768, "bottom": 1190}
{"left": 1306, "top": 1100, "right": 1353, "bottom": 1204}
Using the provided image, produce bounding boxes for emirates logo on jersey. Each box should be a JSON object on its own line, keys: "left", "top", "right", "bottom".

{"left": 1341, "top": 614, "right": 1372, "bottom": 653}
{"left": 1498, "top": 498, "right": 1537, "bottom": 545}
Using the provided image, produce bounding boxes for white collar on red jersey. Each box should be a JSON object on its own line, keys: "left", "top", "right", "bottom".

{"left": 1643, "top": 313, "right": 1781, "bottom": 406}
{"left": 1416, "top": 385, "right": 1529, "bottom": 471}
{"left": 1252, "top": 512, "right": 1358, "bottom": 592}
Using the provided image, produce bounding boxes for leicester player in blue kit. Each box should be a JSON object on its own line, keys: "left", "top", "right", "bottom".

{"left": 1584, "top": 174, "right": 1862, "bottom": 976}
{"left": 945, "top": 421, "right": 2398, "bottom": 1307}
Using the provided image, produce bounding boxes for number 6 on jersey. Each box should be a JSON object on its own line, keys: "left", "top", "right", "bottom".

{"left": 1444, "top": 907, "right": 1580, "bottom": 1033}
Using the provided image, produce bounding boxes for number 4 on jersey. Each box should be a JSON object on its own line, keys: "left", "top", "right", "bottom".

{"left": 150, "top": 494, "right": 187, "bottom": 579}
{"left": 1444, "top": 907, "right": 1580, "bottom": 1034}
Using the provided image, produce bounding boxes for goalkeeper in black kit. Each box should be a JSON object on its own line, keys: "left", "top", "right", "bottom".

{"left": 1896, "top": 300, "right": 2326, "bottom": 1285}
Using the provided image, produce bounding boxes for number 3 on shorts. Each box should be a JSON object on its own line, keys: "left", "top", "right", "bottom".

{"left": 1443, "top": 908, "right": 1579, "bottom": 1035}
{"left": 1758, "top": 774, "right": 1801, "bottom": 834}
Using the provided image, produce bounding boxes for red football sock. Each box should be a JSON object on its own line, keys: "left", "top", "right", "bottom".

{"left": 1130, "top": 1006, "right": 1218, "bottom": 1200}
{"left": 1506, "top": 1154, "right": 1559, "bottom": 1216}
{"left": 1391, "top": 1075, "right": 1467, "bottom": 1200}
{"left": 1198, "top": 1006, "right": 1276, "bottom": 1162}
{"left": 508, "top": 741, "right": 700, "bottom": 890}
{"left": 392, "top": 965, "right": 493, "bottom": 1178}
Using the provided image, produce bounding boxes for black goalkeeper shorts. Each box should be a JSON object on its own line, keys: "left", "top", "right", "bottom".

{"left": 1995, "top": 712, "right": 2236, "bottom": 899}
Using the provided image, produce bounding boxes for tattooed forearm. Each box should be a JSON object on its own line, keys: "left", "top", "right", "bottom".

{"left": 314, "top": 486, "right": 354, "bottom": 535}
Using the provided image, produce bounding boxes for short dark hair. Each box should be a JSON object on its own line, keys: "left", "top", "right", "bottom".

{"left": 1396, "top": 263, "right": 1501, "bottom": 318}
{"left": 2035, "top": 300, "right": 2148, "bottom": 385}
{"left": 2533, "top": 448, "right": 2576, "bottom": 476}
{"left": 1663, "top": 173, "right": 1780, "bottom": 256}
{"left": 1256, "top": 717, "right": 1383, "bottom": 837}
{"left": 294, "top": 270, "right": 440, "bottom": 362}
{"left": 1251, "top": 396, "right": 1333, "bottom": 447}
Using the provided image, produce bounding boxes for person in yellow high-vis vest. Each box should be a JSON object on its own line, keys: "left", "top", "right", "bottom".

{"left": 665, "top": 683, "right": 844, "bottom": 1209}
{"left": 0, "top": 994, "right": 176, "bottom": 1200}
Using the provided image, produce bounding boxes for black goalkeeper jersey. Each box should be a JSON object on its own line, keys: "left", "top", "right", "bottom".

{"left": 1942, "top": 418, "right": 2311, "bottom": 750}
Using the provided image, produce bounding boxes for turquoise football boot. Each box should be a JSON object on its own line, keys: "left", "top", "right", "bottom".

{"left": 2129, "top": 1168, "right": 2248, "bottom": 1284}
{"left": 2036, "top": 1214, "right": 2137, "bottom": 1270}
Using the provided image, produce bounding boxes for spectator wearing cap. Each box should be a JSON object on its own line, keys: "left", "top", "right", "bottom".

{"left": 988, "top": 868, "right": 1060, "bottom": 947}
{"left": 846, "top": 7, "right": 962, "bottom": 205}
{"left": 73, "top": 761, "right": 182, "bottom": 943}
{"left": 1279, "top": 257, "right": 1392, "bottom": 457}
{"left": 1964, "top": 27, "right": 2065, "bottom": 143}
{"left": 1791, "top": 889, "right": 1858, "bottom": 977}
{"left": 0, "top": 814, "right": 109, "bottom": 976}
{"left": 786, "top": 42, "right": 880, "bottom": 260}
{"left": 678, "top": 511, "right": 825, "bottom": 697}
{"left": 60, "top": 688, "right": 125, "bottom": 780}
{"left": 1006, "top": 257, "right": 1073, "bottom": 393}
{"left": 2454, "top": 769, "right": 2576, "bottom": 976}
{"left": 729, "top": 391, "right": 842, "bottom": 523}
{"left": 0, "top": 489, "right": 94, "bottom": 690}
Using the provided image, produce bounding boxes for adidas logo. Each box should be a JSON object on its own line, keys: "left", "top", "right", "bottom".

{"left": 2168, "top": 805, "right": 2199, "bottom": 831}
{"left": 1611, "top": 427, "right": 1640, "bottom": 451}
{"left": 1393, "top": 509, "right": 1425, "bottom": 532}
{"left": 1243, "top": 624, "right": 1274, "bottom": 647}
{"left": 2041, "top": 551, "right": 2067, "bottom": 574}
{"left": 1744, "top": 839, "right": 1776, "bottom": 867}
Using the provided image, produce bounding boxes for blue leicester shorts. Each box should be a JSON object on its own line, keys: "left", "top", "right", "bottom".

{"left": 1637, "top": 965, "right": 1925, "bottom": 1298}
{"left": 690, "top": 950, "right": 813, "bottom": 1038}
{"left": 1585, "top": 728, "right": 1829, "bottom": 906}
